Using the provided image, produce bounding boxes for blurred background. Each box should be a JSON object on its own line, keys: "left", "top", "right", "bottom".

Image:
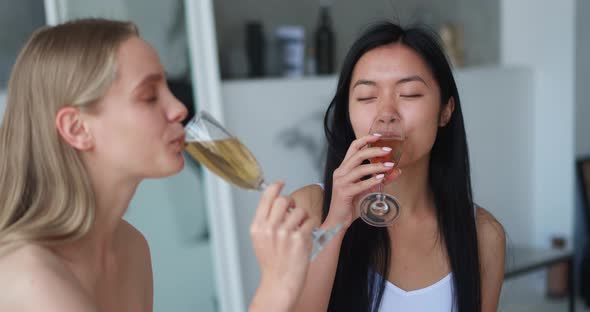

{"left": 0, "top": 0, "right": 588, "bottom": 311}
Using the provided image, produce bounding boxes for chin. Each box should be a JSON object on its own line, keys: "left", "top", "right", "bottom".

{"left": 167, "top": 156, "right": 186, "bottom": 175}
{"left": 152, "top": 156, "right": 186, "bottom": 178}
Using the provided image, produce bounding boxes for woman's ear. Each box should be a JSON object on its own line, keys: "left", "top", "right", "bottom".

{"left": 55, "top": 106, "right": 94, "bottom": 151}
{"left": 439, "top": 97, "right": 455, "bottom": 127}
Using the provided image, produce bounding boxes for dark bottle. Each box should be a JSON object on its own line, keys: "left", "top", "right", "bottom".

{"left": 314, "top": 6, "right": 335, "bottom": 75}
{"left": 246, "top": 21, "right": 266, "bottom": 78}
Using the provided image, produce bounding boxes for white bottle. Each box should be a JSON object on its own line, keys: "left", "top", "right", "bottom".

{"left": 275, "top": 26, "right": 305, "bottom": 78}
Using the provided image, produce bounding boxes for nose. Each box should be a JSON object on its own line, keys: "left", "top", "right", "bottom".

{"left": 375, "top": 114, "right": 398, "bottom": 124}
{"left": 376, "top": 93, "right": 401, "bottom": 118}
{"left": 374, "top": 110, "right": 401, "bottom": 127}
{"left": 168, "top": 94, "right": 188, "bottom": 123}
{"left": 372, "top": 112, "right": 403, "bottom": 136}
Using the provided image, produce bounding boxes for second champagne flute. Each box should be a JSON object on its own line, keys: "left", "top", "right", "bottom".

{"left": 184, "top": 111, "right": 342, "bottom": 260}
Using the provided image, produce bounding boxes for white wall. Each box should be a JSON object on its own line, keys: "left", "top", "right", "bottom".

{"left": 458, "top": 67, "right": 535, "bottom": 246}
{"left": 500, "top": 0, "right": 576, "bottom": 247}
{"left": 221, "top": 66, "right": 535, "bottom": 302}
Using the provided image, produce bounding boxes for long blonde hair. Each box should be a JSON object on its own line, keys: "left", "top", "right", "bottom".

{"left": 0, "top": 19, "right": 138, "bottom": 245}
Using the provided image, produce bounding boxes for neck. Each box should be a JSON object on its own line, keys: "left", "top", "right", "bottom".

{"left": 382, "top": 155, "right": 435, "bottom": 219}
{"left": 54, "top": 166, "right": 139, "bottom": 271}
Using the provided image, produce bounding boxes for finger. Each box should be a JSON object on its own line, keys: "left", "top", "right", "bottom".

{"left": 339, "top": 162, "right": 395, "bottom": 185}
{"left": 342, "top": 133, "right": 382, "bottom": 161}
{"left": 339, "top": 146, "right": 393, "bottom": 174}
{"left": 345, "top": 173, "right": 386, "bottom": 196}
{"left": 268, "top": 195, "right": 294, "bottom": 226}
{"left": 254, "top": 181, "right": 285, "bottom": 222}
{"left": 283, "top": 207, "right": 308, "bottom": 232}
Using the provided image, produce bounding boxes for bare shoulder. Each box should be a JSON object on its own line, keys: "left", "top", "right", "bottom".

{"left": 0, "top": 243, "right": 95, "bottom": 311}
{"left": 475, "top": 206, "right": 507, "bottom": 267}
{"left": 115, "top": 220, "right": 152, "bottom": 273}
{"left": 117, "top": 220, "right": 150, "bottom": 254}
{"left": 475, "top": 206, "right": 506, "bottom": 247}
{"left": 290, "top": 184, "right": 325, "bottom": 220}
{"left": 474, "top": 206, "right": 506, "bottom": 309}
{"left": 116, "top": 220, "right": 153, "bottom": 305}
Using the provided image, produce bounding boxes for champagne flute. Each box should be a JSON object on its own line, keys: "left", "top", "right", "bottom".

{"left": 184, "top": 111, "right": 342, "bottom": 260}
{"left": 358, "top": 114, "right": 404, "bottom": 227}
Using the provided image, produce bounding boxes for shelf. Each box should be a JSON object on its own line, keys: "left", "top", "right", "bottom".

{"left": 220, "top": 64, "right": 528, "bottom": 88}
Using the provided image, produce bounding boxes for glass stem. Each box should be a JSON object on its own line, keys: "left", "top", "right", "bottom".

{"left": 378, "top": 182, "right": 384, "bottom": 201}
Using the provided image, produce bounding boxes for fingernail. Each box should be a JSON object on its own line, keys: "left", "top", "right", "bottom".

{"left": 375, "top": 174, "right": 385, "bottom": 180}
{"left": 373, "top": 133, "right": 382, "bottom": 137}
{"left": 382, "top": 147, "right": 392, "bottom": 152}
{"left": 384, "top": 162, "right": 395, "bottom": 167}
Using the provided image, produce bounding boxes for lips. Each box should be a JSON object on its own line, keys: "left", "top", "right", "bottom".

{"left": 169, "top": 129, "right": 186, "bottom": 153}
{"left": 171, "top": 137, "right": 185, "bottom": 152}
{"left": 170, "top": 135, "right": 185, "bottom": 146}
{"left": 169, "top": 126, "right": 186, "bottom": 143}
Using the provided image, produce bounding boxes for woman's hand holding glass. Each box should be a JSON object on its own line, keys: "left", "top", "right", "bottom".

{"left": 326, "top": 134, "right": 402, "bottom": 229}
{"left": 249, "top": 182, "right": 318, "bottom": 312}
{"left": 184, "top": 111, "right": 342, "bottom": 259}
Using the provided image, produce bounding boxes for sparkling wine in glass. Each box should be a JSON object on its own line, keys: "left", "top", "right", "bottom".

{"left": 358, "top": 115, "right": 404, "bottom": 227}
{"left": 184, "top": 111, "right": 342, "bottom": 260}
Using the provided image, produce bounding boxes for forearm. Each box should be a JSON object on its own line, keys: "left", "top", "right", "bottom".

{"left": 293, "top": 218, "right": 346, "bottom": 312}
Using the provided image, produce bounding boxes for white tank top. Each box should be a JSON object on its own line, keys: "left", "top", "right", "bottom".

{"left": 375, "top": 273, "right": 456, "bottom": 311}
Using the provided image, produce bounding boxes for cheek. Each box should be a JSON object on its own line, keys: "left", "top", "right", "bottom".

{"left": 414, "top": 121, "right": 439, "bottom": 150}
{"left": 93, "top": 113, "right": 157, "bottom": 163}
{"left": 402, "top": 104, "right": 441, "bottom": 161}
{"left": 348, "top": 103, "right": 374, "bottom": 138}
{"left": 96, "top": 124, "right": 136, "bottom": 163}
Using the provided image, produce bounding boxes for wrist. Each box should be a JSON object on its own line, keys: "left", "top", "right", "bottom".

{"left": 323, "top": 212, "right": 352, "bottom": 231}
{"left": 250, "top": 276, "right": 296, "bottom": 312}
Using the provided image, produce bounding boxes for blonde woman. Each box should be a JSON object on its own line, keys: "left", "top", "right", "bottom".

{"left": 0, "top": 19, "right": 314, "bottom": 312}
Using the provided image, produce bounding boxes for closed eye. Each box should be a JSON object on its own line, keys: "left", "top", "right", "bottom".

{"left": 357, "top": 97, "right": 377, "bottom": 101}
{"left": 400, "top": 94, "right": 423, "bottom": 98}
{"left": 141, "top": 93, "right": 158, "bottom": 103}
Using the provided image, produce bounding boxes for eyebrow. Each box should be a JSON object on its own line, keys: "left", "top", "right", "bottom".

{"left": 352, "top": 75, "right": 429, "bottom": 89}
{"left": 132, "top": 73, "right": 165, "bottom": 94}
{"left": 396, "top": 75, "right": 429, "bottom": 87}
{"left": 352, "top": 79, "right": 376, "bottom": 89}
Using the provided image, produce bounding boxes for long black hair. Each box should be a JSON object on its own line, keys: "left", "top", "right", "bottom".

{"left": 322, "top": 22, "right": 481, "bottom": 312}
